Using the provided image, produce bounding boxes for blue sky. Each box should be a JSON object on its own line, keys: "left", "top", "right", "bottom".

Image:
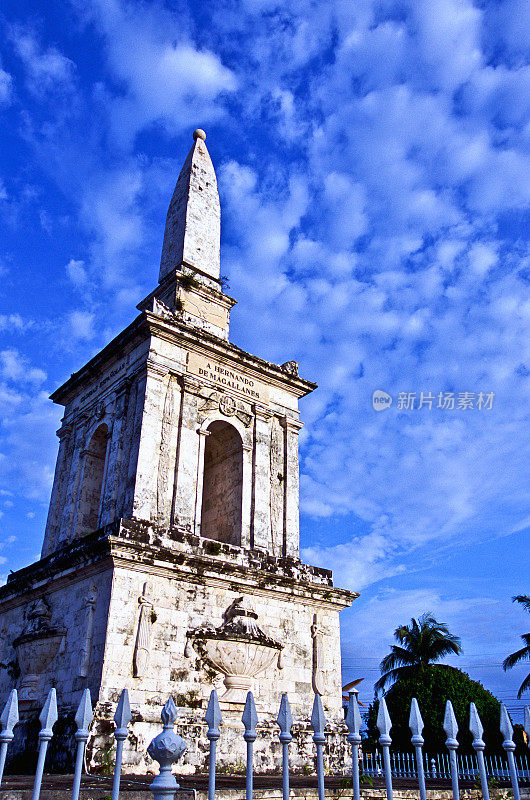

{"left": 0, "top": 0, "right": 529, "bottom": 724}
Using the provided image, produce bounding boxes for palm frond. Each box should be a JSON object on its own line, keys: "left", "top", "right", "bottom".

{"left": 513, "top": 595, "right": 530, "bottom": 613}
{"left": 374, "top": 664, "right": 416, "bottom": 693}
{"left": 503, "top": 645, "right": 530, "bottom": 670}
{"left": 517, "top": 671, "right": 530, "bottom": 699}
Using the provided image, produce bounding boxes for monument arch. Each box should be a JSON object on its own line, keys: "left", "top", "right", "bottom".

{"left": 75, "top": 422, "right": 109, "bottom": 537}
{"left": 200, "top": 419, "right": 243, "bottom": 546}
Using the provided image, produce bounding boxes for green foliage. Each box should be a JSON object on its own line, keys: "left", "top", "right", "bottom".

{"left": 365, "top": 664, "right": 505, "bottom": 754}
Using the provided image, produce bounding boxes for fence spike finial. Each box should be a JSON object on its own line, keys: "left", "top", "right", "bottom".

{"left": 206, "top": 689, "right": 222, "bottom": 736}
{"left": 500, "top": 703, "right": 514, "bottom": 743}
{"left": 111, "top": 690, "right": 131, "bottom": 800}
{"left": 39, "top": 687, "right": 58, "bottom": 736}
{"left": 310, "top": 693, "right": 326, "bottom": 738}
{"left": 0, "top": 689, "right": 19, "bottom": 789}
{"left": 242, "top": 691, "right": 258, "bottom": 737}
{"left": 443, "top": 700, "right": 459, "bottom": 743}
{"left": 346, "top": 692, "right": 361, "bottom": 800}
{"left": 31, "top": 689, "right": 58, "bottom": 800}
{"left": 242, "top": 692, "right": 258, "bottom": 800}
{"left": 71, "top": 690, "right": 93, "bottom": 800}
{"left": 0, "top": 689, "right": 19, "bottom": 736}
{"left": 345, "top": 692, "right": 361, "bottom": 738}
{"left": 114, "top": 688, "right": 132, "bottom": 732}
{"left": 75, "top": 688, "right": 93, "bottom": 732}
{"left": 469, "top": 702, "right": 484, "bottom": 743}
{"left": 377, "top": 696, "right": 392, "bottom": 741}
{"left": 409, "top": 698, "right": 424, "bottom": 742}
{"left": 277, "top": 693, "right": 293, "bottom": 738}
{"left": 206, "top": 690, "right": 222, "bottom": 800}
{"left": 376, "top": 697, "right": 393, "bottom": 800}
{"left": 277, "top": 694, "right": 292, "bottom": 800}
{"left": 500, "top": 703, "right": 521, "bottom": 800}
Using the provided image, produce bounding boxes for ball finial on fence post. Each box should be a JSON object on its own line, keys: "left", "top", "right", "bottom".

{"left": 147, "top": 697, "right": 187, "bottom": 800}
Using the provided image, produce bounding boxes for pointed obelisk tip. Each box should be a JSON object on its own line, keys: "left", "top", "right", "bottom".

{"left": 193, "top": 129, "right": 206, "bottom": 141}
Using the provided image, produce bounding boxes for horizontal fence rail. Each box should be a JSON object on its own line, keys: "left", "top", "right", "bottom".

{"left": 0, "top": 685, "right": 529, "bottom": 800}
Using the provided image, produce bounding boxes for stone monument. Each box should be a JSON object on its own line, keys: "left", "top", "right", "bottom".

{"left": 0, "top": 130, "right": 358, "bottom": 774}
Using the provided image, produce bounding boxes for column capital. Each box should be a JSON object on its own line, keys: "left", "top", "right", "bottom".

{"left": 280, "top": 415, "right": 303, "bottom": 432}
{"left": 253, "top": 403, "right": 272, "bottom": 422}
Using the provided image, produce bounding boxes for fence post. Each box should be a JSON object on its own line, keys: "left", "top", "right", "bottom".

{"left": 147, "top": 697, "right": 187, "bottom": 800}
{"left": 71, "top": 689, "right": 93, "bottom": 800}
{"left": 470, "top": 703, "right": 490, "bottom": 800}
{"left": 311, "top": 694, "right": 326, "bottom": 800}
{"left": 500, "top": 703, "right": 521, "bottom": 800}
{"left": 277, "top": 693, "right": 293, "bottom": 800}
{"left": 443, "top": 700, "right": 459, "bottom": 800}
{"left": 111, "top": 689, "right": 132, "bottom": 800}
{"left": 205, "top": 689, "right": 222, "bottom": 800}
{"left": 0, "top": 689, "right": 18, "bottom": 789}
{"left": 345, "top": 691, "right": 361, "bottom": 800}
{"left": 409, "top": 698, "right": 426, "bottom": 800}
{"left": 377, "top": 697, "right": 393, "bottom": 800}
{"left": 242, "top": 691, "right": 258, "bottom": 800}
{"left": 30, "top": 688, "right": 58, "bottom": 800}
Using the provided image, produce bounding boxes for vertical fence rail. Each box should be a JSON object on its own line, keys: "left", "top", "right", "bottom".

{"left": 443, "top": 700, "right": 460, "bottom": 800}
{"left": 71, "top": 689, "right": 93, "bottom": 800}
{"left": 500, "top": 703, "right": 521, "bottom": 800}
{"left": 206, "top": 689, "right": 222, "bottom": 800}
{"left": 111, "top": 689, "right": 131, "bottom": 800}
{"left": 0, "top": 689, "right": 18, "bottom": 789}
{"left": 409, "top": 698, "right": 426, "bottom": 800}
{"left": 376, "top": 697, "right": 393, "bottom": 800}
{"left": 242, "top": 692, "right": 258, "bottom": 800}
{"left": 277, "top": 693, "right": 293, "bottom": 800}
{"left": 470, "top": 703, "right": 490, "bottom": 800}
{"left": 30, "top": 688, "right": 58, "bottom": 800}
{"left": 311, "top": 694, "right": 326, "bottom": 800}
{"left": 345, "top": 691, "right": 361, "bottom": 800}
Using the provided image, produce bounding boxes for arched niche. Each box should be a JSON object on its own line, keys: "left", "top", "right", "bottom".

{"left": 75, "top": 423, "right": 109, "bottom": 537}
{"left": 200, "top": 420, "right": 243, "bottom": 546}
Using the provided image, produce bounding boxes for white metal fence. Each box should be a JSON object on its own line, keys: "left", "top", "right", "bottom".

{"left": 0, "top": 687, "right": 529, "bottom": 800}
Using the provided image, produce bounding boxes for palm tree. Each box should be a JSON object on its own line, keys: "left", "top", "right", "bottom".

{"left": 375, "top": 612, "right": 463, "bottom": 693}
{"left": 503, "top": 595, "right": 530, "bottom": 698}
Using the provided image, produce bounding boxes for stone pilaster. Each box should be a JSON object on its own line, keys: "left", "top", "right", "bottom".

{"left": 132, "top": 361, "right": 170, "bottom": 523}
{"left": 250, "top": 405, "right": 272, "bottom": 551}
{"left": 280, "top": 415, "right": 303, "bottom": 558}
{"left": 99, "top": 378, "right": 132, "bottom": 525}
{"left": 171, "top": 376, "right": 201, "bottom": 531}
{"left": 42, "top": 423, "right": 72, "bottom": 557}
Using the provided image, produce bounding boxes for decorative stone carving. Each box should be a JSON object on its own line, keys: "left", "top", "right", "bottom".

{"left": 79, "top": 585, "right": 98, "bottom": 678}
{"left": 189, "top": 597, "right": 282, "bottom": 703}
{"left": 198, "top": 390, "right": 253, "bottom": 427}
{"left": 311, "top": 613, "right": 325, "bottom": 695}
{"left": 280, "top": 361, "right": 299, "bottom": 377}
{"left": 13, "top": 598, "right": 65, "bottom": 706}
{"left": 133, "top": 582, "right": 155, "bottom": 678}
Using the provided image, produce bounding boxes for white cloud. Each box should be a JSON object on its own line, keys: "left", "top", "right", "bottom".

{"left": 67, "top": 310, "right": 95, "bottom": 341}
{"left": 66, "top": 258, "right": 87, "bottom": 287}
{"left": 78, "top": 0, "right": 237, "bottom": 148}
{"left": 0, "top": 350, "right": 46, "bottom": 385}
{"left": 10, "top": 27, "right": 75, "bottom": 96}
{"left": 0, "top": 65, "right": 13, "bottom": 105}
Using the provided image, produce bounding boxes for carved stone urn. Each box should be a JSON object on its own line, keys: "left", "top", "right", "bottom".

{"left": 188, "top": 597, "right": 282, "bottom": 704}
{"left": 13, "top": 598, "right": 65, "bottom": 706}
